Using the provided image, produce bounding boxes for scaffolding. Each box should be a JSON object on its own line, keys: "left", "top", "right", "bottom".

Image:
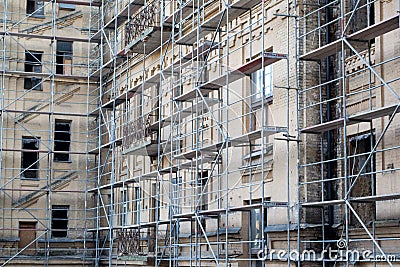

{"left": 88, "top": 0, "right": 295, "bottom": 266}
{"left": 296, "top": 0, "right": 400, "bottom": 265}
{"left": 1, "top": 0, "right": 399, "bottom": 266}
{"left": 0, "top": 0, "right": 97, "bottom": 265}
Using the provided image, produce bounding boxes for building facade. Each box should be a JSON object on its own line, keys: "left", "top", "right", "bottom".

{"left": 88, "top": 0, "right": 297, "bottom": 266}
{"left": 1, "top": 0, "right": 400, "bottom": 266}
{"left": 0, "top": 0, "right": 96, "bottom": 265}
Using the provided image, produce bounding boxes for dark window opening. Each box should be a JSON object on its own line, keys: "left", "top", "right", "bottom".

{"left": 56, "top": 41, "right": 73, "bottom": 75}
{"left": 198, "top": 171, "right": 209, "bottom": 187}
{"left": 196, "top": 172, "right": 208, "bottom": 232}
{"left": 24, "top": 51, "right": 43, "bottom": 90}
{"left": 21, "top": 137, "right": 39, "bottom": 180}
{"left": 148, "top": 183, "right": 159, "bottom": 252}
{"left": 54, "top": 120, "right": 71, "bottom": 162}
{"left": 369, "top": 3, "right": 375, "bottom": 25}
{"left": 27, "top": 0, "right": 44, "bottom": 17}
{"left": 150, "top": 183, "right": 159, "bottom": 222}
{"left": 52, "top": 205, "right": 68, "bottom": 238}
{"left": 197, "top": 171, "right": 209, "bottom": 211}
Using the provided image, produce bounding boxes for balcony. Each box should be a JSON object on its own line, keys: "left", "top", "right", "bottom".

{"left": 123, "top": 1, "right": 172, "bottom": 54}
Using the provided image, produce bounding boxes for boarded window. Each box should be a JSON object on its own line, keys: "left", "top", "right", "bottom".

{"left": 27, "top": 0, "right": 44, "bottom": 17}
{"left": 19, "top": 222, "right": 37, "bottom": 255}
{"left": 52, "top": 205, "right": 69, "bottom": 238}
{"left": 24, "top": 51, "right": 43, "bottom": 90}
{"left": 54, "top": 120, "right": 71, "bottom": 162}
{"left": 56, "top": 41, "right": 73, "bottom": 75}
{"left": 21, "top": 137, "right": 39, "bottom": 179}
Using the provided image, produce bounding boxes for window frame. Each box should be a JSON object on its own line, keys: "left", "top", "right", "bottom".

{"left": 250, "top": 65, "right": 273, "bottom": 107}
{"left": 120, "top": 188, "right": 128, "bottom": 226}
{"left": 27, "top": 0, "right": 45, "bottom": 18}
{"left": 51, "top": 205, "right": 69, "bottom": 238}
{"left": 246, "top": 198, "right": 270, "bottom": 250}
{"left": 24, "top": 51, "right": 43, "bottom": 90}
{"left": 54, "top": 119, "right": 72, "bottom": 162}
{"left": 134, "top": 187, "right": 140, "bottom": 224}
{"left": 21, "top": 136, "right": 40, "bottom": 180}
{"left": 56, "top": 41, "right": 73, "bottom": 75}
{"left": 348, "top": 132, "right": 376, "bottom": 226}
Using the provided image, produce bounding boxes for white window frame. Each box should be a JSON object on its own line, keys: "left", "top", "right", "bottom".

{"left": 251, "top": 65, "right": 273, "bottom": 104}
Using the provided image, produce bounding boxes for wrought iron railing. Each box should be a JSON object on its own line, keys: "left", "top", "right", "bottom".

{"left": 117, "top": 229, "right": 141, "bottom": 255}
{"left": 125, "top": 1, "right": 161, "bottom": 46}
{"left": 122, "top": 115, "right": 152, "bottom": 149}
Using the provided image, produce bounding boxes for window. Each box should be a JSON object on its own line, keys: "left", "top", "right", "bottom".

{"left": 27, "top": 0, "right": 44, "bottom": 17}
{"left": 54, "top": 120, "right": 71, "bottom": 162}
{"left": 197, "top": 171, "right": 208, "bottom": 210}
{"left": 19, "top": 222, "right": 37, "bottom": 255}
{"left": 120, "top": 189, "right": 128, "bottom": 226}
{"left": 24, "top": 51, "right": 43, "bottom": 90}
{"left": 134, "top": 187, "right": 140, "bottom": 224}
{"left": 148, "top": 183, "right": 159, "bottom": 253}
{"left": 194, "top": 171, "right": 208, "bottom": 232}
{"left": 107, "top": 194, "right": 112, "bottom": 223}
{"left": 349, "top": 0, "right": 375, "bottom": 34}
{"left": 348, "top": 133, "right": 375, "bottom": 226}
{"left": 51, "top": 205, "right": 69, "bottom": 238}
{"left": 171, "top": 176, "right": 182, "bottom": 217}
{"left": 56, "top": 41, "right": 73, "bottom": 75}
{"left": 246, "top": 198, "right": 270, "bottom": 249}
{"left": 250, "top": 207, "right": 267, "bottom": 248}
{"left": 21, "top": 137, "right": 39, "bottom": 179}
{"left": 59, "top": 3, "right": 75, "bottom": 10}
{"left": 250, "top": 65, "right": 273, "bottom": 104}
{"left": 150, "top": 183, "right": 159, "bottom": 222}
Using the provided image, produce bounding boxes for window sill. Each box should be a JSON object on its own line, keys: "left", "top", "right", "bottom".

{"left": 21, "top": 181, "right": 40, "bottom": 187}
{"left": 251, "top": 95, "right": 273, "bottom": 109}
{"left": 42, "top": 238, "right": 71, "bottom": 242}
{"left": 24, "top": 88, "right": 43, "bottom": 91}
{"left": 56, "top": 75, "right": 76, "bottom": 77}
{"left": 27, "top": 15, "right": 45, "bottom": 19}
{"left": 242, "top": 145, "right": 273, "bottom": 160}
{"left": 54, "top": 160, "right": 72, "bottom": 163}
{"left": 21, "top": 178, "right": 40, "bottom": 181}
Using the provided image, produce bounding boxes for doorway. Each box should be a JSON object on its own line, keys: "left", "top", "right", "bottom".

{"left": 19, "top": 221, "right": 37, "bottom": 255}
